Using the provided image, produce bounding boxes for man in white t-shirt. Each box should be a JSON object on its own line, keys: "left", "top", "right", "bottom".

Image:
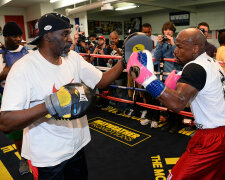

{"left": 0, "top": 13, "right": 125, "bottom": 180}
{"left": 127, "top": 28, "right": 225, "bottom": 179}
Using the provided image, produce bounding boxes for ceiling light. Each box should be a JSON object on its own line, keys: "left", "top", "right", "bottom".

{"left": 50, "top": 0, "right": 59, "bottom": 3}
{"left": 115, "top": 5, "right": 138, "bottom": 11}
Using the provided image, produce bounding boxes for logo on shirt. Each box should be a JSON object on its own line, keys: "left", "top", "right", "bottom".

{"left": 52, "top": 78, "right": 74, "bottom": 93}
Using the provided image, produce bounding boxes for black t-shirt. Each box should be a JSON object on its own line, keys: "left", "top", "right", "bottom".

{"left": 178, "top": 63, "right": 207, "bottom": 91}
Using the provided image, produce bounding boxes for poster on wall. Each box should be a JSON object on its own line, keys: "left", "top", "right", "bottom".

{"left": 88, "top": 20, "right": 122, "bottom": 35}
{"left": 27, "top": 19, "right": 38, "bottom": 38}
{"left": 124, "top": 17, "right": 142, "bottom": 39}
{"left": 169, "top": 11, "right": 190, "bottom": 26}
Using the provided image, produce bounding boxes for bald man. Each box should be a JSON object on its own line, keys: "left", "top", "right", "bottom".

{"left": 128, "top": 28, "right": 225, "bottom": 179}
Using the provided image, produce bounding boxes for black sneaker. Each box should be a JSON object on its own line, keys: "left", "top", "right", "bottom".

{"left": 19, "top": 158, "right": 30, "bottom": 175}
{"left": 116, "top": 110, "right": 122, "bottom": 115}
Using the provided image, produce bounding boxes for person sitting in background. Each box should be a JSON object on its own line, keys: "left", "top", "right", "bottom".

{"left": 154, "top": 21, "right": 183, "bottom": 134}
{"left": 216, "top": 29, "right": 225, "bottom": 72}
{"left": 0, "top": 21, "right": 32, "bottom": 176}
{"left": 197, "top": 22, "right": 217, "bottom": 58}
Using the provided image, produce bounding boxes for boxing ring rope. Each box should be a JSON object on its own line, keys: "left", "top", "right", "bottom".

{"left": 96, "top": 85, "right": 194, "bottom": 118}
{"left": 79, "top": 53, "right": 223, "bottom": 119}
{"left": 79, "top": 53, "right": 225, "bottom": 66}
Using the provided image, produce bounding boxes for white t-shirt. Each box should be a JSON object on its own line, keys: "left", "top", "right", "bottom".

{"left": 1, "top": 50, "right": 103, "bottom": 167}
{"left": 150, "top": 35, "right": 158, "bottom": 48}
{"left": 184, "top": 53, "right": 225, "bottom": 129}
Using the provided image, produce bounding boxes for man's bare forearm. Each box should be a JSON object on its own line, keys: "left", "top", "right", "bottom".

{"left": 0, "top": 103, "right": 48, "bottom": 133}
{"left": 96, "top": 61, "right": 124, "bottom": 89}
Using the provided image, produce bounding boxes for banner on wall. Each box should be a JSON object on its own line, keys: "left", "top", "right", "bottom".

{"left": 88, "top": 20, "right": 122, "bottom": 35}
{"left": 169, "top": 11, "right": 190, "bottom": 26}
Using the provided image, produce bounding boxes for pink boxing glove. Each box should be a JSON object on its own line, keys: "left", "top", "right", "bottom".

{"left": 165, "top": 70, "right": 181, "bottom": 90}
{"left": 127, "top": 50, "right": 156, "bottom": 87}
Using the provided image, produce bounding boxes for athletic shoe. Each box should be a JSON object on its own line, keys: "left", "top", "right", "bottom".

{"left": 126, "top": 109, "right": 134, "bottom": 117}
{"left": 140, "top": 110, "right": 147, "bottom": 119}
{"left": 140, "top": 119, "right": 151, "bottom": 125}
{"left": 19, "top": 158, "right": 30, "bottom": 176}
{"left": 150, "top": 121, "right": 158, "bottom": 128}
{"left": 116, "top": 110, "right": 122, "bottom": 115}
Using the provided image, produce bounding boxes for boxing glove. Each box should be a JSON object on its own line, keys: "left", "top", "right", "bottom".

{"left": 45, "top": 83, "right": 93, "bottom": 120}
{"left": 127, "top": 50, "right": 166, "bottom": 98}
{"left": 165, "top": 70, "right": 181, "bottom": 90}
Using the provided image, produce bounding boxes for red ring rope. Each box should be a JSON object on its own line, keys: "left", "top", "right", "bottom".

{"left": 96, "top": 94, "right": 194, "bottom": 118}
{"left": 79, "top": 53, "right": 225, "bottom": 67}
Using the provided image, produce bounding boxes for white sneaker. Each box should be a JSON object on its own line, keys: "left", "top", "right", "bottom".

{"left": 140, "top": 119, "right": 151, "bottom": 125}
{"left": 150, "top": 121, "right": 158, "bottom": 128}
{"left": 127, "top": 109, "right": 134, "bottom": 117}
{"left": 140, "top": 110, "right": 147, "bottom": 119}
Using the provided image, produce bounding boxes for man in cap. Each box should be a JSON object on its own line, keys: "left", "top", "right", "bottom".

{"left": 0, "top": 21, "right": 31, "bottom": 176}
{"left": 0, "top": 13, "right": 125, "bottom": 180}
{"left": 90, "top": 36, "right": 110, "bottom": 67}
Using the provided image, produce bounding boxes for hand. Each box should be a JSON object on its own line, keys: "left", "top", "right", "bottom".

{"left": 45, "top": 83, "right": 93, "bottom": 120}
{"left": 165, "top": 35, "right": 175, "bottom": 46}
{"left": 165, "top": 70, "right": 181, "bottom": 90}
{"left": 127, "top": 50, "right": 166, "bottom": 98}
{"left": 157, "top": 35, "right": 164, "bottom": 45}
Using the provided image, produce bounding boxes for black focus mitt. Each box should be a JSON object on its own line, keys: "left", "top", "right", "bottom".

{"left": 45, "top": 83, "right": 93, "bottom": 120}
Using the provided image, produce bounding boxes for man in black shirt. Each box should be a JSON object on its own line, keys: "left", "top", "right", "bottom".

{"left": 197, "top": 22, "right": 217, "bottom": 58}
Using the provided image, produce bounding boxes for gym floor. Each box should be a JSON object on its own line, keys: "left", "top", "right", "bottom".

{"left": 0, "top": 106, "right": 193, "bottom": 180}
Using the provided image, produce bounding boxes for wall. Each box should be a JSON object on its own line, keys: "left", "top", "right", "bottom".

{"left": 0, "top": 7, "right": 28, "bottom": 44}
{"left": 1, "top": 3, "right": 225, "bottom": 48}
{"left": 88, "top": 14, "right": 127, "bottom": 40}
{"left": 142, "top": 8, "right": 225, "bottom": 48}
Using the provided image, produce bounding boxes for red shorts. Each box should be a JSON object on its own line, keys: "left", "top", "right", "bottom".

{"left": 168, "top": 126, "right": 225, "bottom": 180}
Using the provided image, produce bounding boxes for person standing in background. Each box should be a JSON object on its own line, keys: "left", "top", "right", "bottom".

{"left": 216, "top": 29, "right": 225, "bottom": 72}
{"left": 197, "top": 22, "right": 217, "bottom": 58}
{"left": 0, "top": 21, "right": 31, "bottom": 176}
{"left": 154, "top": 21, "right": 183, "bottom": 133}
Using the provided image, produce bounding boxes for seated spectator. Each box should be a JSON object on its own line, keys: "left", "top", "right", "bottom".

{"left": 216, "top": 29, "right": 225, "bottom": 72}
{"left": 197, "top": 22, "right": 217, "bottom": 58}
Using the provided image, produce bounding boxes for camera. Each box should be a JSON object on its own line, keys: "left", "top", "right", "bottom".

{"left": 96, "top": 45, "right": 102, "bottom": 49}
{"left": 78, "top": 34, "right": 87, "bottom": 44}
{"left": 110, "top": 40, "right": 115, "bottom": 45}
{"left": 105, "top": 38, "right": 110, "bottom": 46}
{"left": 162, "top": 35, "right": 169, "bottom": 43}
{"left": 199, "top": 28, "right": 205, "bottom": 34}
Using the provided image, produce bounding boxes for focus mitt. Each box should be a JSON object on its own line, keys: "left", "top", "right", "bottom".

{"left": 45, "top": 83, "right": 93, "bottom": 120}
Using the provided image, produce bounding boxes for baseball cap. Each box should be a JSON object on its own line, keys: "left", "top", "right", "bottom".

{"left": 97, "top": 36, "right": 105, "bottom": 40}
{"left": 29, "top": 13, "right": 73, "bottom": 45}
{"left": 3, "top": 21, "right": 23, "bottom": 37}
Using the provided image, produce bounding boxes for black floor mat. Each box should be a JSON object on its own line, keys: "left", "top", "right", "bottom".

{"left": 86, "top": 107, "right": 190, "bottom": 180}
{"left": 0, "top": 107, "right": 191, "bottom": 180}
